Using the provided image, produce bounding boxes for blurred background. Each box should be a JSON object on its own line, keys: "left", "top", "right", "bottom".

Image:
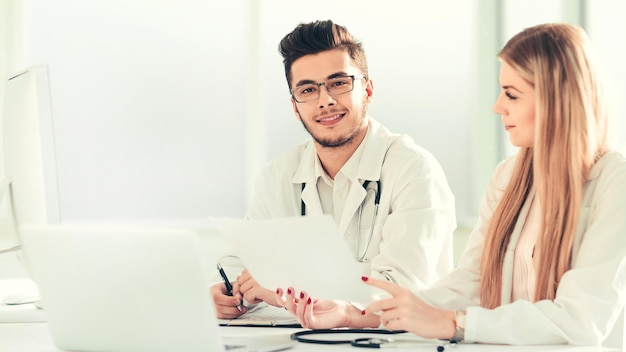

{"left": 1, "top": 1, "right": 624, "bottom": 251}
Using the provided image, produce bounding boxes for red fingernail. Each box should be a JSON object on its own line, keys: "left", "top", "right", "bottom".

{"left": 361, "top": 276, "right": 369, "bottom": 281}
{"left": 287, "top": 288, "right": 292, "bottom": 295}
{"left": 276, "top": 288, "right": 280, "bottom": 294}
{"left": 300, "top": 292, "right": 305, "bottom": 299}
{"left": 307, "top": 297, "right": 311, "bottom": 304}
{"left": 361, "top": 310, "right": 366, "bottom": 315}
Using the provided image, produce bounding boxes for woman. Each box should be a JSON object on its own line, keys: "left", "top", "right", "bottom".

{"left": 277, "top": 23, "right": 626, "bottom": 345}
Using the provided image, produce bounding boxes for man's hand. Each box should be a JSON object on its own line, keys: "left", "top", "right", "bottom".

{"left": 236, "top": 269, "right": 283, "bottom": 307}
{"left": 210, "top": 282, "right": 247, "bottom": 319}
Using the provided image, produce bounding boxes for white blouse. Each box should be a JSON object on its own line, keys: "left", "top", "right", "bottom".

{"left": 511, "top": 194, "right": 540, "bottom": 302}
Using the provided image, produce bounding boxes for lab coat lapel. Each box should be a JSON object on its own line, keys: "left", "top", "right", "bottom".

{"left": 300, "top": 182, "right": 323, "bottom": 215}
{"left": 338, "top": 181, "right": 368, "bottom": 235}
{"left": 337, "top": 117, "right": 390, "bottom": 235}
{"left": 292, "top": 141, "right": 324, "bottom": 216}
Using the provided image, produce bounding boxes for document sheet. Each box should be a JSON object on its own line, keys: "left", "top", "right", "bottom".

{"left": 211, "top": 216, "right": 374, "bottom": 304}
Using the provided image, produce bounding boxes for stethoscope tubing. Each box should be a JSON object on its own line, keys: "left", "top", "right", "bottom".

{"left": 291, "top": 329, "right": 453, "bottom": 350}
{"left": 290, "top": 329, "right": 406, "bottom": 345}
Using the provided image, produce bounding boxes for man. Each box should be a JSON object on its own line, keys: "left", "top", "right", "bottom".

{"left": 211, "top": 20, "right": 456, "bottom": 319}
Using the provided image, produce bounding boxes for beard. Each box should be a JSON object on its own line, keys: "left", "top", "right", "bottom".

{"left": 298, "top": 102, "right": 368, "bottom": 148}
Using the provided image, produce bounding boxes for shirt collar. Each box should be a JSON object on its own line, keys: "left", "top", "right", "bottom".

{"left": 292, "top": 116, "right": 392, "bottom": 184}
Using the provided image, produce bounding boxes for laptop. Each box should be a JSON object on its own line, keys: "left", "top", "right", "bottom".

{"left": 18, "top": 223, "right": 295, "bottom": 352}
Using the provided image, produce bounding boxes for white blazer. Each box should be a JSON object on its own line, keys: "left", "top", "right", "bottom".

{"left": 245, "top": 116, "right": 456, "bottom": 291}
{"left": 419, "top": 150, "right": 626, "bottom": 345}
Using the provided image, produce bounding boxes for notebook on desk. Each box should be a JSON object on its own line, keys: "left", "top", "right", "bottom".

{"left": 18, "top": 223, "right": 296, "bottom": 352}
{"left": 219, "top": 303, "right": 301, "bottom": 327}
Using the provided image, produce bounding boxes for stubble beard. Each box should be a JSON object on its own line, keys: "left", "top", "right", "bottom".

{"left": 298, "top": 102, "right": 368, "bottom": 149}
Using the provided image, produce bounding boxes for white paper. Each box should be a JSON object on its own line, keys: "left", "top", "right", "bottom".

{"left": 210, "top": 216, "right": 374, "bottom": 303}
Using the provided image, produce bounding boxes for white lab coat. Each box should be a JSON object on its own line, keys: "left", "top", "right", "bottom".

{"left": 418, "top": 150, "right": 626, "bottom": 345}
{"left": 245, "top": 116, "right": 456, "bottom": 291}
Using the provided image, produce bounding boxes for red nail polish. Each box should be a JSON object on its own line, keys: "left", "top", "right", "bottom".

{"left": 287, "top": 288, "right": 292, "bottom": 295}
{"left": 307, "top": 297, "right": 311, "bottom": 304}
{"left": 300, "top": 292, "right": 305, "bottom": 299}
{"left": 361, "top": 310, "right": 366, "bottom": 315}
{"left": 361, "top": 276, "right": 369, "bottom": 281}
{"left": 276, "top": 288, "right": 280, "bottom": 294}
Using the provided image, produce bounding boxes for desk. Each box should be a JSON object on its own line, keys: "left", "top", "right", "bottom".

{"left": 0, "top": 253, "right": 622, "bottom": 351}
{"left": 0, "top": 322, "right": 621, "bottom": 351}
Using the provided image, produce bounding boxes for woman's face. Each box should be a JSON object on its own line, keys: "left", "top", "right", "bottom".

{"left": 492, "top": 61, "right": 536, "bottom": 148}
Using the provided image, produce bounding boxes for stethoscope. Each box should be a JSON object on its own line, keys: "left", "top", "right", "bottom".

{"left": 300, "top": 179, "right": 381, "bottom": 262}
{"left": 291, "top": 329, "right": 455, "bottom": 350}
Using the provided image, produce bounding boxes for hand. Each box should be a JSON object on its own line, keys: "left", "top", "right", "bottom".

{"left": 236, "top": 269, "right": 283, "bottom": 308}
{"left": 361, "top": 276, "right": 456, "bottom": 339}
{"left": 210, "top": 282, "right": 247, "bottom": 319}
{"left": 275, "top": 287, "right": 379, "bottom": 329}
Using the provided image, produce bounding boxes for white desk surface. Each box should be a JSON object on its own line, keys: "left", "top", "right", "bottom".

{"left": 0, "top": 255, "right": 621, "bottom": 352}
{"left": 0, "top": 321, "right": 621, "bottom": 352}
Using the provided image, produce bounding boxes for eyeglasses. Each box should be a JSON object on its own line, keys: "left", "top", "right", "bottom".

{"left": 291, "top": 74, "right": 366, "bottom": 103}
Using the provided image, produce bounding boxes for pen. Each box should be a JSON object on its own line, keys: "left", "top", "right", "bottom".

{"left": 217, "top": 263, "right": 243, "bottom": 312}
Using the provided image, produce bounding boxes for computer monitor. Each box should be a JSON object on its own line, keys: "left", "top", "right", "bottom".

{"left": 0, "top": 65, "right": 60, "bottom": 255}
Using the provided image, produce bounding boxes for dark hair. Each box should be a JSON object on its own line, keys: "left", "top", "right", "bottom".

{"left": 278, "top": 20, "right": 368, "bottom": 91}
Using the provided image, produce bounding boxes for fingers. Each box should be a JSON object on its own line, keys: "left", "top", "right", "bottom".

{"left": 210, "top": 282, "right": 234, "bottom": 300}
{"left": 277, "top": 288, "right": 318, "bottom": 328}
{"left": 360, "top": 275, "right": 412, "bottom": 314}
{"left": 283, "top": 287, "right": 297, "bottom": 313}
{"left": 237, "top": 270, "right": 281, "bottom": 307}
{"left": 238, "top": 269, "right": 252, "bottom": 282}
{"left": 236, "top": 271, "right": 264, "bottom": 305}
{"left": 231, "top": 280, "right": 243, "bottom": 300}
{"left": 295, "top": 291, "right": 308, "bottom": 326}
{"left": 364, "top": 295, "right": 398, "bottom": 314}
{"left": 300, "top": 292, "right": 315, "bottom": 328}
{"left": 274, "top": 288, "right": 286, "bottom": 307}
{"left": 288, "top": 290, "right": 313, "bottom": 328}
{"left": 360, "top": 275, "right": 403, "bottom": 295}
{"left": 236, "top": 272, "right": 254, "bottom": 293}
{"left": 381, "top": 316, "right": 404, "bottom": 331}
{"left": 264, "top": 287, "right": 285, "bottom": 308}
{"left": 282, "top": 287, "right": 310, "bottom": 327}
{"left": 216, "top": 304, "right": 247, "bottom": 319}
{"left": 210, "top": 283, "right": 246, "bottom": 319}
{"left": 361, "top": 298, "right": 403, "bottom": 330}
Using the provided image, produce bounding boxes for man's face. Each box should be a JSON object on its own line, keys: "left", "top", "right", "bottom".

{"left": 289, "top": 48, "right": 373, "bottom": 149}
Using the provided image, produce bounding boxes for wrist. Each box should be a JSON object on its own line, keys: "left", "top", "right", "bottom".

{"left": 450, "top": 310, "right": 466, "bottom": 342}
{"left": 347, "top": 303, "right": 379, "bottom": 328}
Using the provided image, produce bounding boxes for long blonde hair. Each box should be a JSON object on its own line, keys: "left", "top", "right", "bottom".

{"left": 480, "top": 23, "right": 610, "bottom": 308}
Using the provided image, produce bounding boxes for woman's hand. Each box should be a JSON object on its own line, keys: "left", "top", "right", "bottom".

{"left": 362, "top": 276, "right": 456, "bottom": 339}
{"left": 275, "top": 287, "right": 379, "bottom": 329}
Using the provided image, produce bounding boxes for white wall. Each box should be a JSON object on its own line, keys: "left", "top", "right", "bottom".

{"left": 1, "top": 0, "right": 486, "bottom": 225}
{"left": 5, "top": 0, "right": 250, "bottom": 222}
{"left": 2, "top": 0, "right": 625, "bottom": 226}
{"left": 0, "top": 0, "right": 10, "bottom": 179}
{"left": 586, "top": 0, "right": 626, "bottom": 150}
